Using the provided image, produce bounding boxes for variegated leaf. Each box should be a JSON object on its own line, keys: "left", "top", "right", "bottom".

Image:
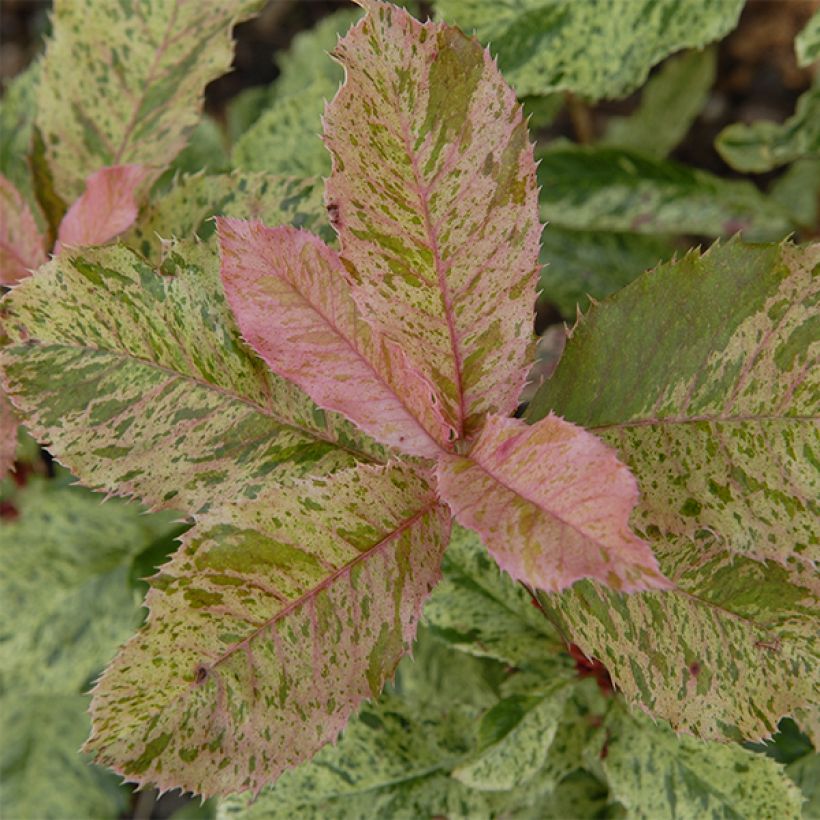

{"left": 0, "top": 175, "right": 46, "bottom": 285}
{"left": 219, "top": 218, "right": 452, "bottom": 458}
{"left": 55, "top": 164, "right": 152, "bottom": 252}
{"left": 324, "top": 0, "right": 541, "bottom": 438}
{"left": 600, "top": 705, "right": 803, "bottom": 819}
{"left": 0, "top": 393, "right": 16, "bottom": 479}
{"left": 123, "top": 173, "right": 334, "bottom": 263}
{"left": 86, "top": 464, "right": 450, "bottom": 797}
{"left": 0, "top": 241, "right": 385, "bottom": 515}
{"left": 35, "top": 0, "right": 263, "bottom": 201}
{"left": 796, "top": 9, "right": 820, "bottom": 68}
{"left": 437, "top": 415, "right": 669, "bottom": 593}
{"left": 529, "top": 239, "right": 820, "bottom": 739}
{"left": 0, "top": 62, "right": 40, "bottom": 210}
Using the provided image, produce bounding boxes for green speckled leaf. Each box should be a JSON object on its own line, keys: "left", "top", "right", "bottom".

{"left": 0, "top": 62, "right": 40, "bottom": 211}
{"left": 324, "top": 0, "right": 541, "bottom": 438}
{"left": 424, "top": 525, "right": 564, "bottom": 666}
{"left": 0, "top": 242, "right": 384, "bottom": 515}
{"left": 538, "top": 144, "right": 795, "bottom": 241}
{"left": 36, "top": 0, "right": 263, "bottom": 201}
{"left": 0, "top": 694, "right": 127, "bottom": 820}
{"left": 432, "top": 0, "right": 743, "bottom": 99}
{"left": 716, "top": 84, "right": 820, "bottom": 173}
{"left": 0, "top": 479, "right": 176, "bottom": 696}
{"left": 602, "top": 48, "right": 716, "bottom": 159}
{"left": 796, "top": 10, "right": 820, "bottom": 67}
{"left": 123, "top": 173, "right": 333, "bottom": 263}
{"left": 529, "top": 240, "right": 820, "bottom": 740}
{"left": 86, "top": 464, "right": 450, "bottom": 797}
{"left": 601, "top": 706, "right": 803, "bottom": 819}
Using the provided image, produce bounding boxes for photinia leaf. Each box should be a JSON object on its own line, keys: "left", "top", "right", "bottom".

{"left": 219, "top": 218, "right": 452, "bottom": 458}
{"left": 85, "top": 464, "right": 450, "bottom": 797}
{"left": 35, "top": 0, "right": 263, "bottom": 201}
{"left": 431, "top": 0, "right": 743, "bottom": 100}
{"left": 123, "top": 173, "right": 335, "bottom": 263}
{"left": 0, "top": 241, "right": 385, "bottom": 515}
{"left": 600, "top": 705, "right": 803, "bottom": 819}
{"left": 55, "top": 164, "right": 153, "bottom": 252}
{"left": 437, "top": 414, "right": 670, "bottom": 593}
{"left": 324, "top": 0, "right": 541, "bottom": 439}
{"left": 528, "top": 239, "right": 820, "bottom": 740}
{"left": 0, "top": 174, "right": 46, "bottom": 285}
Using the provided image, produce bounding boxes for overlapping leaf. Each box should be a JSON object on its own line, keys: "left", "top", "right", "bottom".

{"left": 324, "top": 0, "right": 541, "bottom": 438}
{"left": 0, "top": 241, "right": 384, "bottom": 515}
{"left": 0, "top": 63, "right": 40, "bottom": 211}
{"left": 35, "top": 0, "right": 263, "bottom": 201}
{"left": 0, "top": 175, "right": 46, "bottom": 284}
{"left": 538, "top": 143, "right": 795, "bottom": 240}
{"left": 529, "top": 239, "right": 820, "bottom": 739}
{"left": 432, "top": 0, "right": 743, "bottom": 99}
{"left": 219, "top": 218, "right": 450, "bottom": 457}
{"left": 86, "top": 464, "right": 450, "bottom": 797}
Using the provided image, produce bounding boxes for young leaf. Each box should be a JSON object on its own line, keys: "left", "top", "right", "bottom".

{"left": 35, "top": 0, "right": 263, "bottom": 201}
{"left": 0, "top": 175, "right": 46, "bottom": 285}
{"left": 0, "top": 242, "right": 384, "bottom": 515}
{"left": 85, "top": 464, "right": 450, "bottom": 797}
{"left": 432, "top": 0, "right": 743, "bottom": 99}
{"left": 55, "top": 164, "right": 153, "bottom": 251}
{"left": 123, "top": 173, "right": 334, "bottom": 263}
{"left": 324, "top": 0, "right": 541, "bottom": 438}
{"left": 602, "top": 48, "right": 717, "bottom": 159}
{"left": 437, "top": 414, "right": 670, "bottom": 593}
{"left": 538, "top": 144, "right": 795, "bottom": 240}
{"left": 528, "top": 240, "right": 820, "bottom": 739}
{"left": 600, "top": 706, "right": 804, "bottom": 819}
{"left": 0, "top": 479, "right": 177, "bottom": 696}
{"left": 219, "top": 218, "right": 451, "bottom": 458}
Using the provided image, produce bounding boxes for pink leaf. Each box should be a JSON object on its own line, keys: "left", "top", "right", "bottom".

{"left": 436, "top": 413, "right": 671, "bottom": 593}
{"left": 324, "top": 1, "right": 541, "bottom": 440}
{"left": 0, "top": 176, "right": 47, "bottom": 285}
{"left": 55, "top": 165, "right": 152, "bottom": 252}
{"left": 0, "top": 391, "right": 16, "bottom": 480}
{"left": 218, "top": 217, "right": 453, "bottom": 458}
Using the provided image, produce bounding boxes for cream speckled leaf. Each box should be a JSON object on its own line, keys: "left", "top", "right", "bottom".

{"left": 219, "top": 218, "right": 451, "bottom": 458}
{"left": 0, "top": 174, "right": 46, "bottom": 285}
{"left": 438, "top": 414, "right": 669, "bottom": 593}
{"left": 324, "top": 0, "right": 541, "bottom": 438}
{"left": 432, "top": 0, "right": 743, "bottom": 99}
{"left": 600, "top": 706, "right": 803, "bottom": 819}
{"left": 123, "top": 172, "right": 334, "bottom": 264}
{"left": 529, "top": 240, "right": 820, "bottom": 739}
{"left": 0, "top": 242, "right": 384, "bottom": 514}
{"left": 86, "top": 464, "right": 450, "bottom": 797}
{"left": 0, "top": 479, "right": 177, "bottom": 696}
{"left": 36, "top": 0, "right": 263, "bottom": 201}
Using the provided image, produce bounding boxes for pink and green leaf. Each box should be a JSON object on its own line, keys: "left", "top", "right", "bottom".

{"left": 437, "top": 414, "right": 670, "bottom": 593}
{"left": 0, "top": 175, "right": 46, "bottom": 285}
{"left": 219, "top": 218, "right": 452, "bottom": 458}
{"left": 324, "top": 0, "right": 541, "bottom": 439}
{"left": 85, "top": 464, "right": 450, "bottom": 797}
{"left": 55, "top": 165, "right": 152, "bottom": 252}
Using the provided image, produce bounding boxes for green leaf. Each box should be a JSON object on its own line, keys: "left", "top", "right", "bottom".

{"left": 770, "top": 157, "right": 820, "bottom": 231}
{"left": 602, "top": 48, "right": 716, "bottom": 159}
{"left": 787, "top": 754, "right": 820, "bottom": 818}
{"left": 796, "top": 10, "right": 820, "bottom": 67}
{"left": 528, "top": 240, "right": 820, "bottom": 740}
{"left": 539, "top": 227, "right": 673, "bottom": 318}
{"left": 0, "top": 62, "right": 40, "bottom": 212}
{"left": 0, "top": 479, "right": 177, "bottom": 696}
{"left": 538, "top": 143, "right": 795, "bottom": 240}
{"left": 424, "top": 525, "right": 565, "bottom": 666}
{"left": 431, "top": 0, "right": 743, "bottom": 99}
{"left": 716, "top": 84, "right": 820, "bottom": 173}
{"left": 0, "top": 242, "right": 384, "bottom": 516}
{"left": 122, "top": 172, "right": 334, "bottom": 263}
{"left": 35, "top": 0, "right": 263, "bottom": 201}
{"left": 600, "top": 706, "right": 804, "bottom": 819}
{"left": 166, "top": 115, "right": 231, "bottom": 177}
{"left": 86, "top": 464, "right": 450, "bottom": 797}
{"left": 0, "top": 694, "right": 127, "bottom": 820}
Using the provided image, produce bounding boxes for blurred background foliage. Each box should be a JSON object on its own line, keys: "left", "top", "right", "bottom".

{"left": 1, "top": 0, "right": 818, "bottom": 817}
